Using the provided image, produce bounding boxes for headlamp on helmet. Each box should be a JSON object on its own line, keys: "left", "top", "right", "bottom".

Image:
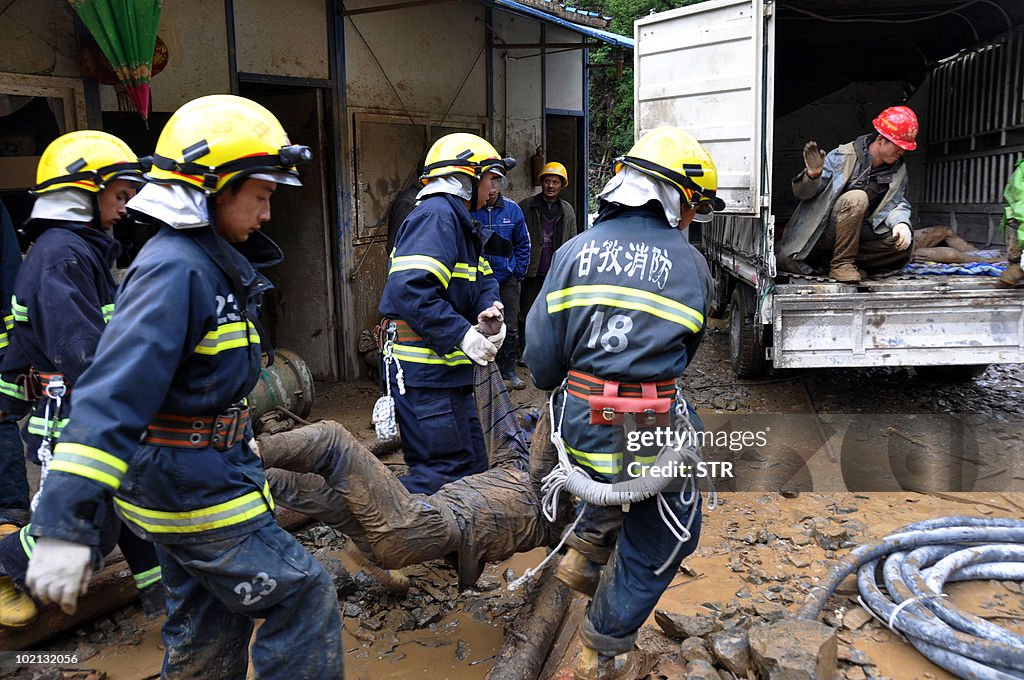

{"left": 147, "top": 94, "right": 311, "bottom": 194}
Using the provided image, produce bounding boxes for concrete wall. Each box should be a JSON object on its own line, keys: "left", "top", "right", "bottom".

{"left": 493, "top": 11, "right": 543, "bottom": 201}
{"left": 0, "top": 0, "right": 79, "bottom": 77}
{"left": 545, "top": 26, "right": 584, "bottom": 113}
{"left": 344, "top": 0, "right": 486, "bottom": 115}
{"left": 235, "top": 0, "right": 329, "bottom": 79}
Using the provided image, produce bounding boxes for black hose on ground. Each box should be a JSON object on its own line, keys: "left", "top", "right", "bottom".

{"left": 798, "top": 516, "right": 1024, "bottom": 679}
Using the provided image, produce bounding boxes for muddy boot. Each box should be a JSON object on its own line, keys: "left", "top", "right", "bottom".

{"left": 556, "top": 548, "right": 603, "bottom": 597}
{"left": 829, "top": 262, "right": 862, "bottom": 283}
{"left": 574, "top": 646, "right": 638, "bottom": 680}
{"left": 137, "top": 582, "right": 167, "bottom": 620}
{"left": 343, "top": 542, "right": 410, "bottom": 594}
{"left": 999, "top": 222, "right": 1022, "bottom": 286}
{"left": 0, "top": 576, "right": 38, "bottom": 629}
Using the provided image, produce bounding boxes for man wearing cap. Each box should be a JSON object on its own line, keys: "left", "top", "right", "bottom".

{"left": 778, "top": 105, "right": 920, "bottom": 283}
{"left": 471, "top": 165, "right": 530, "bottom": 390}
{"left": 519, "top": 162, "right": 578, "bottom": 328}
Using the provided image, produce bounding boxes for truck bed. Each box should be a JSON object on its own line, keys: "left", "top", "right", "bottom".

{"left": 770, "top": 277, "right": 1024, "bottom": 368}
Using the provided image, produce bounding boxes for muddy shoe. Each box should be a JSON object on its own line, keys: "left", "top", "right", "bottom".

{"left": 998, "top": 262, "right": 1023, "bottom": 286}
{"left": 0, "top": 576, "right": 38, "bottom": 629}
{"left": 574, "top": 646, "right": 638, "bottom": 680}
{"left": 556, "top": 548, "right": 602, "bottom": 597}
{"left": 829, "top": 263, "right": 862, "bottom": 283}
{"left": 505, "top": 373, "right": 525, "bottom": 391}
{"left": 138, "top": 583, "right": 167, "bottom": 620}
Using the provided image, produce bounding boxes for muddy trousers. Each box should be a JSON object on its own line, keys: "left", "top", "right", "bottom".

{"left": 0, "top": 505, "right": 161, "bottom": 593}
{"left": 390, "top": 377, "right": 488, "bottom": 494}
{"left": 580, "top": 492, "right": 703, "bottom": 655}
{"left": 0, "top": 418, "right": 28, "bottom": 522}
{"left": 821, "top": 190, "right": 913, "bottom": 273}
{"left": 156, "top": 522, "right": 343, "bottom": 680}
{"left": 262, "top": 422, "right": 460, "bottom": 569}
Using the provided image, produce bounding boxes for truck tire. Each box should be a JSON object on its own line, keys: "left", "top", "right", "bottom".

{"left": 729, "top": 283, "right": 768, "bottom": 378}
{"left": 915, "top": 364, "right": 989, "bottom": 382}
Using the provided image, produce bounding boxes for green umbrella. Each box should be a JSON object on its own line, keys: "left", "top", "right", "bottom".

{"left": 70, "top": 0, "right": 162, "bottom": 123}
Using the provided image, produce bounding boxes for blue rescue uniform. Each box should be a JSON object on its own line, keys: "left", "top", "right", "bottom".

{"left": 525, "top": 202, "right": 712, "bottom": 656}
{"left": 29, "top": 224, "right": 342, "bottom": 680}
{"left": 380, "top": 193, "right": 501, "bottom": 493}
{"left": 0, "top": 219, "right": 160, "bottom": 596}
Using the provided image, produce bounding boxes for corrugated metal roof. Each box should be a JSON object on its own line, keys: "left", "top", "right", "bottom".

{"left": 492, "top": 0, "right": 635, "bottom": 48}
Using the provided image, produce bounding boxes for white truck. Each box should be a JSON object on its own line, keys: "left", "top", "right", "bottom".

{"left": 634, "top": 0, "right": 1024, "bottom": 379}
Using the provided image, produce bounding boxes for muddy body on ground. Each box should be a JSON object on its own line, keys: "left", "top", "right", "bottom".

{"left": 8, "top": 322, "right": 1023, "bottom": 679}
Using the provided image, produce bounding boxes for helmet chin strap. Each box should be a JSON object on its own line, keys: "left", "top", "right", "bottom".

{"left": 470, "top": 175, "right": 482, "bottom": 211}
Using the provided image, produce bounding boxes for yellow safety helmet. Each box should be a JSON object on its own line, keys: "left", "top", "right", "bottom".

{"left": 148, "top": 94, "right": 311, "bottom": 193}
{"left": 539, "top": 161, "right": 569, "bottom": 189}
{"left": 420, "top": 133, "right": 513, "bottom": 185}
{"left": 615, "top": 127, "right": 726, "bottom": 218}
{"left": 33, "top": 130, "right": 147, "bottom": 195}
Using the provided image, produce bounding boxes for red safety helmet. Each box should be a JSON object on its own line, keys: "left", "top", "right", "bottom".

{"left": 873, "top": 106, "right": 919, "bottom": 151}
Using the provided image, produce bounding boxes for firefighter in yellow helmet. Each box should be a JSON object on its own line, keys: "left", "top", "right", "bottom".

{"left": 0, "top": 130, "right": 165, "bottom": 629}
{"left": 524, "top": 127, "right": 720, "bottom": 679}
{"left": 24, "top": 96, "right": 343, "bottom": 678}
{"left": 518, "top": 160, "right": 578, "bottom": 354}
{"left": 379, "top": 132, "right": 514, "bottom": 493}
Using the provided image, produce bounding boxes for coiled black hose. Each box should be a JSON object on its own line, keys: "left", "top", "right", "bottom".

{"left": 798, "top": 516, "right": 1024, "bottom": 679}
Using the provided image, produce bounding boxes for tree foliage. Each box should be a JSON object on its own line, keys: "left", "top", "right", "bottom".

{"left": 576, "top": 0, "right": 707, "bottom": 208}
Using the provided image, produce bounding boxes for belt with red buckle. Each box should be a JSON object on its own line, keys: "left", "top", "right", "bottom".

{"left": 144, "top": 405, "right": 250, "bottom": 450}
{"left": 567, "top": 370, "right": 675, "bottom": 428}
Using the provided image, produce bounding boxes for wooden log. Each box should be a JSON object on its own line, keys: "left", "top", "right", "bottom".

{"left": 0, "top": 510, "right": 314, "bottom": 650}
{"left": 0, "top": 562, "right": 137, "bottom": 651}
{"left": 487, "top": 557, "right": 572, "bottom": 680}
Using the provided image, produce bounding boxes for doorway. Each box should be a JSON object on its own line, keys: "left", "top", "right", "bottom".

{"left": 239, "top": 82, "right": 340, "bottom": 380}
{"left": 545, "top": 112, "right": 584, "bottom": 219}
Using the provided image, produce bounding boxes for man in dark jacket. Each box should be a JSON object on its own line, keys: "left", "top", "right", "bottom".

{"left": 0, "top": 199, "right": 28, "bottom": 531}
{"left": 518, "top": 161, "right": 578, "bottom": 332}
{"left": 471, "top": 165, "right": 530, "bottom": 389}
{"left": 379, "top": 133, "right": 511, "bottom": 494}
{"left": 525, "top": 127, "right": 722, "bottom": 680}
{"left": 0, "top": 131, "right": 162, "bottom": 630}
{"left": 24, "top": 96, "right": 343, "bottom": 679}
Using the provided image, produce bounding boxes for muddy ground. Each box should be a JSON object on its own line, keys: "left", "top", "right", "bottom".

{"left": 5, "top": 320, "right": 1023, "bottom": 680}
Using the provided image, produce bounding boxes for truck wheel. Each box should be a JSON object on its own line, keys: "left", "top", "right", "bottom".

{"left": 915, "top": 365, "right": 989, "bottom": 382}
{"left": 729, "top": 284, "right": 768, "bottom": 378}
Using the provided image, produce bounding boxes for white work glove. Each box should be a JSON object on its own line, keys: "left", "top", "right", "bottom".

{"left": 460, "top": 327, "right": 497, "bottom": 366}
{"left": 248, "top": 438, "right": 262, "bottom": 462}
{"left": 26, "top": 537, "right": 93, "bottom": 615}
{"left": 892, "top": 222, "right": 912, "bottom": 250}
{"left": 803, "top": 141, "right": 826, "bottom": 178}
{"left": 486, "top": 322, "right": 507, "bottom": 351}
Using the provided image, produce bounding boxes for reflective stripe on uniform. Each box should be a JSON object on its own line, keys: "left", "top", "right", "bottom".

{"left": 50, "top": 442, "right": 129, "bottom": 490}
{"left": 451, "top": 262, "right": 477, "bottom": 282}
{"left": 391, "top": 342, "right": 472, "bottom": 367}
{"left": 389, "top": 255, "right": 452, "bottom": 289}
{"left": 478, "top": 256, "right": 493, "bottom": 276}
{"left": 3, "top": 313, "right": 12, "bottom": 331}
{"left": 0, "top": 330, "right": 6, "bottom": 351}
{"left": 0, "top": 376, "right": 26, "bottom": 401}
{"left": 19, "top": 524, "right": 35, "bottom": 559}
{"left": 563, "top": 442, "right": 658, "bottom": 475}
{"left": 27, "top": 416, "right": 68, "bottom": 438}
{"left": 546, "top": 284, "right": 704, "bottom": 333}
{"left": 101, "top": 303, "right": 115, "bottom": 323}
{"left": 194, "top": 320, "right": 259, "bottom": 356}
{"left": 114, "top": 481, "right": 273, "bottom": 534}
{"left": 133, "top": 566, "right": 162, "bottom": 589}
{"left": 10, "top": 296, "right": 27, "bottom": 323}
